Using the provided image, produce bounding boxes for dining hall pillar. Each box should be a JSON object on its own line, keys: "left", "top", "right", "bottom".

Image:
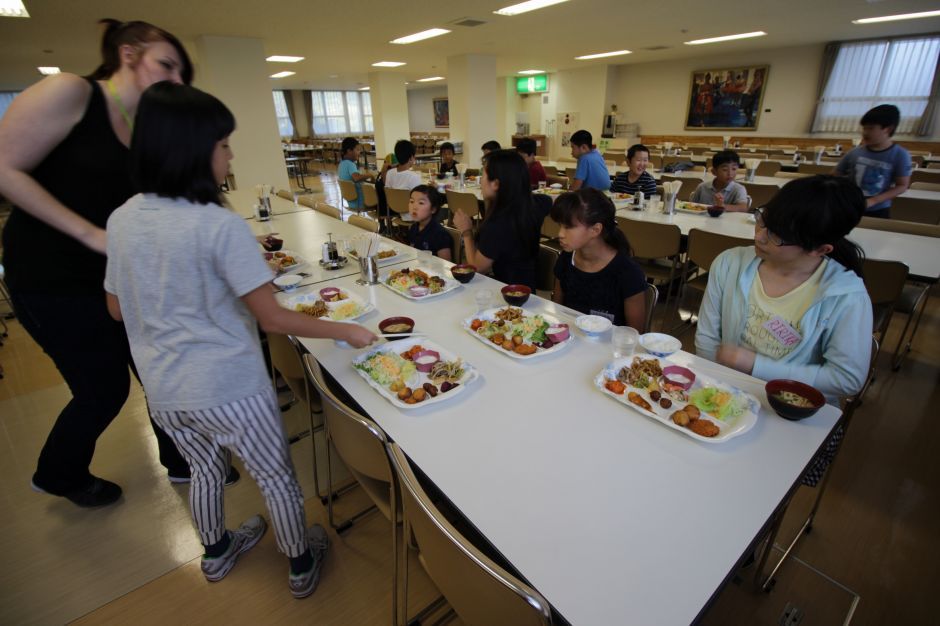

{"left": 447, "top": 54, "right": 497, "bottom": 168}
{"left": 194, "top": 35, "right": 290, "bottom": 191}
{"left": 369, "top": 72, "right": 410, "bottom": 160}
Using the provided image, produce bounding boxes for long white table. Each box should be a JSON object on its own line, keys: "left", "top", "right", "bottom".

{"left": 291, "top": 266, "right": 842, "bottom": 625}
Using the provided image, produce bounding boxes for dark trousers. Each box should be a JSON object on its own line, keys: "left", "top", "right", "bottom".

{"left": 11, "top": 291, "right": 187, "bottom": 493}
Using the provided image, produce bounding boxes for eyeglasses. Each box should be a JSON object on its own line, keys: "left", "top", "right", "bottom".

{"left": 753, "top": 207, "right": 796, "bottom": 246}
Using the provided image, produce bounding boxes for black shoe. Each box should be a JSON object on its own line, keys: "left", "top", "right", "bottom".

{"left": 31, "top": 475, "right": 122, "bottom": 508}
{"left": 168, "top": 466, "right": 241, "bottom": 487}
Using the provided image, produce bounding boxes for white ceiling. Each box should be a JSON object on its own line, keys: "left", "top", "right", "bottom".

{"left": 1, "top": 0, "right": 938, "bottom": 92}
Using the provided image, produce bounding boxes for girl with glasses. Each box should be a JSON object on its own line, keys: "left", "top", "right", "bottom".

{"left": 695, "top": 175, "right": 872, "bottom": 405}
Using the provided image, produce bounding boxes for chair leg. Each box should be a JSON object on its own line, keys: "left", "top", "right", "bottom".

{"left": 891, "top": 288, "right": 929, "bottom": 371}
{"left": 325, "top": 440, "right": 378, "bottom": 532}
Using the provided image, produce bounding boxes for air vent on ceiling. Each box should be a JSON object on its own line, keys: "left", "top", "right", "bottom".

{"left": 450, "top": 17, "right": 487, "bottom": 27}
{"left": 642, "top": 46, "right": 670, "bottom": 51}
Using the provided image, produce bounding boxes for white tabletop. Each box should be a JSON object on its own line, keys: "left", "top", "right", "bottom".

{"left": 224, "top": 188, "right": 311, "bottom": 219}
{"left": 292, "top": 265, "right": 842, "bottom": 625}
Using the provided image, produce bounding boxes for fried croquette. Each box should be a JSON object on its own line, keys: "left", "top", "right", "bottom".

{"left": 689, "top": 419, "right": 720, "bottom": 438}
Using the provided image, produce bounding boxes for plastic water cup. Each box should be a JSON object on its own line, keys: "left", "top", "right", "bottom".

{"left": 538, "top": 181, "right": 547, "bottom": 190}
{"left": 474, "top": 289, "right": 493, "bottom": 312}
{"left": 648, "top": 194, "right": 660, "bottom": 212}
{"left": 417, "top": 249, "right": 433, "bottom": 269}
{"left": 612, "top": 326, "right": 640, "bottom": 359}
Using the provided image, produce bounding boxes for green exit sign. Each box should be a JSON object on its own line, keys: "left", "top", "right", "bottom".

{"left": 516, "top": 75, "right": 548, "bottom": 94}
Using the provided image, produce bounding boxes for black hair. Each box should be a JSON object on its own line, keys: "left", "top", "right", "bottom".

{"left": 394, "top": 139, "right": 416, "bottom": 165}
{"left": 570, "top": 130, "right": 592, "bottom": 148}
{"left": 481, "top": 140, "right": 502, "bottom": 152}
{"left": 341, "top": 136, "right": 359, "bottom": 156}
{"left": 550, "top": 188, "right": 632, "bottom": 255}
{"left": 762, "top": 175, "right": 865, "bottom": 276}
{"left": 627, "top": 144, "right": 649, "bottom": 161}
{"left": 516, "top": 137, "right": 537, "bottom": 156}
{"left": 440, "top": 142, "right": 455, "bottom": 155}
{"left": 482, "top": 150, "right": 539, "bottom": 253}
{"left": 860, "top": 104, "right": 901, "bottom": 136}
{"left": 132, "top": 82, "right": 235, "bottom": 206}
{"left": 410, "top": 184, "right": 444, "bottom": 214}
{"left": 712, "top": 150, "right": 741, "bottom": 169}
{"left": 87, "top": 19, "right": 193, "bottom": 85}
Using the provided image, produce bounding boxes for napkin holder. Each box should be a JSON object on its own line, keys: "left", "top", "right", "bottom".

{"left": 356, "top": 255, "right": 380, "bottom": 285}
{"left": 663, "top": 192, "right": 677, "bottom": 215}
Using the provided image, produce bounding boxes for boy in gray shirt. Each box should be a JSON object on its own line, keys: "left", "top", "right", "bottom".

{"left": 691, "top": 150, "right": 749, "bottom": 211}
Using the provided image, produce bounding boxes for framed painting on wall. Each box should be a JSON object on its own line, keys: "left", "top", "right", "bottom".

{"left": 433, "top": 98, "right": 449, "bottom": 127}
{"left": 685, "top": 65, "right": 768, "bottom": 130}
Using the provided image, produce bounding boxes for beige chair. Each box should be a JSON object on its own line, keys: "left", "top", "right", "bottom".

{"left": 862, "top": 259, "right": 909, "bottom": 365}
{"left": 910, "top": 181, "right": 940, "bottom": 192}
{"left": 361, "top": 182, "right": 380, "bottom": 216}
{"left": 891, "top": 196, "right": 940, "bottom": 224}
{"left": 542, "top": 165, "right": 559, "bottom": 177}
{"left": 384, "top": 187, "right": 412, "bottom": 231}
{"left": 546, "top": 174, "right": 569, "bottom": 188}
{"left": 797, "top": 163, "right": 835, "bottom": 175}
{"left": 911, "top": 169, "right": 940, "bottom": 185}
{"left": 338, "top": 179, "right": 362, "bottom": 218}
{"left": 742, "top": 182, "right": 779, "bottom": 209}
{"left": 267, "top": 334, "right": 325, "bottom": 497}
{"left": 388, "top": 442, "right": 553, "bottom": 626}
{"left": 616, "top": 219, "right": 682, "bottom": 328}
{"left": 445, "top": 189, "right": 481, "bottom": 220}
{"left": 642, "top": 283, "right": 659, "bottom": 334}
{"left": 755, "top": 160, "right": 782, "bottom": 177}
{"left": 314, "top": 202, "right": 342, "bottom": 220}
{"left": 774, "top": 171, "right": 811, "bottom": 179}
{"left": 277, "top": 189, "right": 294, "bottom": 201}
{"left": 536, "top": 244, "right": 559, "bottom": 297}
{"left": 647, "top": 154, "right": 663, "bottom": 170}
{"left": 676, "top": 229, "right": 753, "bottom": 325}
{"left": 858, "top": 215, "right": 940, "bottom": 237}
{"left": 603, "top": 152, "right": 626, "bottom": 165}
{"left": 301, "top": 354, "right": 402, "bottom": 623}
{"left": 298, "top": 195, "right": 317, "bottom": 209}
{"left": 564, "top": 167, "right": 578, "bottom": 181}
{"left": 349, "top": 214, "right": 380, "bottom": 232}
{"left": 659, "top": 175, "right": 700, "bottom": 201}
{"left": 556, "top": 156, "right": 576, "bottom": 164}
{"left": 757, "top": 336, "right": 879, "bottom": 592}
{"left": 926, "top": 162, "right": 940, "bottom": 170}
{"left": 442, "top": 224, "right": 463, "bottom": 263}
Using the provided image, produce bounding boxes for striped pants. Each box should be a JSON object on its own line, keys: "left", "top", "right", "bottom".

{"left": 151, "top": 390, "right": 308, "bottom": 557}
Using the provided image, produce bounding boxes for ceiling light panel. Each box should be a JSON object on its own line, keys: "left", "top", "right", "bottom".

{"left": 266, "top": 56, "right": 304, "bottom": 63}
{"left": 684, "top": 31, "right": 767, "bottom": 45}
{"left": 575, "top": 50, "right": 631, "bottom": 60}
{"left": 38, "top": 66, "right": 60, "bottom": 75}
{"left": 0, "top": 1, "right": 29, "bottom": 18}
{"left": 494, "top": 0, "right": 569, "bottom": 16}
{"left": 853, "top": 10, "right": 940, "bottom": 24}
{"left": 371, "top": 61, "right": 406, "bottom": 67}
{"left": 518, "top": 69, "right": 546, "bottom": 74}
{"left": 270, "top": 71, "right": 295, "bottom": 78}
{"left": 390, "top": 28, "right": 450, "bottom": 44}
{"left": 416, "top": 76, "right": 445, "bottom": 82}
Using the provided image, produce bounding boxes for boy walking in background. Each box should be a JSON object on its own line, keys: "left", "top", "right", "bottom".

{"left": 569, "top": 130, "right": 610, "bottom": 191}
{"left": 835, "top": 104, "right": 912, "bottom": 219}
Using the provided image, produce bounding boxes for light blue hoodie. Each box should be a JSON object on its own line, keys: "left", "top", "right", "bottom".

{"left": 695, "top": 246, "right": 872, "bottom": 404}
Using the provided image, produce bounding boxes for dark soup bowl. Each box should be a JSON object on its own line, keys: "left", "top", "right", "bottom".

{"left": 765, "top": 379, "right": 825, "bottom": 421}
{"left": 450, "top": 264, "right": 477, "bottom": 284}
{"left": 378, "top": 316, "right": 415, "bottom": 337}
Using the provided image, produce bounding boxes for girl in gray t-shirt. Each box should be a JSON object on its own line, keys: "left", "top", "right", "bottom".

{"left": 105, "top": 83, "right": 376, "bottom": 598}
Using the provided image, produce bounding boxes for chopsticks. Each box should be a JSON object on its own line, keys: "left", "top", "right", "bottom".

{"left": 380, "top": 332, "right": 427, "bottom": 339}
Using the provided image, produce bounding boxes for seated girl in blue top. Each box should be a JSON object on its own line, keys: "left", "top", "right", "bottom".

{"left": 695, "top": 175, "right": 872, "bottom": 405}
{"left": 407, "top": 185, "right": 452, "bottom": 261}
{"left": 610, "top": 144, "right": 658, "bottom": 197}
{"left": 550, "top": 188, "right": 648, "bottom": 329}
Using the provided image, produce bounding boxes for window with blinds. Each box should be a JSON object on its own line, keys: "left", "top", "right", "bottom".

{"left": 272, "top": 90, "right": 294, "bottom": 137}
{"left": 311, "top": 90, "right": 373, "bottom": 136}
{"left": 813, "top": 36, "right": 940, "bottom": 134}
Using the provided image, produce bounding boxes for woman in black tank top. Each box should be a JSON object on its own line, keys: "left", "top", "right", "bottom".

{"left": 0, "top": 20, "right": 195, "bottom": 507}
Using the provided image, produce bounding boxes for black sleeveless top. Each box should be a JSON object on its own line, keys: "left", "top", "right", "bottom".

{"left": 2, "top": 78, "right": 133, "bottom": 294}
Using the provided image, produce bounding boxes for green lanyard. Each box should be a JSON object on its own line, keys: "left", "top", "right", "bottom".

{"left": 107, "top": 79, "right": 134, "bottom": 133}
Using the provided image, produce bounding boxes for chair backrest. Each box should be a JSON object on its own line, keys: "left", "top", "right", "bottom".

{"left": 909, "top": 181, "right": 940, "bottom": 192}
{"left": 268, "top": 333, "right": 307, "bottom": 406}
{"left": 911, "top": 169, "right": 940, "bottom": 184}
{"left": 564, "top": 167, "right": 577, "bottom": 180}
{"left": 302, "top": 354, "right": 392, "bottom": 485}
{"left": 603, "top": 152, "right": 626, "bottom": 164}
{"left": 442, "top": 224, "right": 463, "bottom": 263}
{"left": 385, "top": 187, "right": 412, "bottom": 216}
{"left": 546, "top": 175, "right": 568, "bottom": 188}
{"left": 540, "top": 215, "right": 560, "bottom": 240}
{"left": 445, "top": 190, "right": 481, "bottom": 219}
{"left": 742, "top": 182, "right": 779, "bottom": 209}
{"left": 361, "top": 182, "right": 380, "bottom": 209}
{"left": 277, "top": 189, "right": 294, "bottom": 201}
{"left": 774, "top": 171, "right": 811, "bottom": 179}
{"left": 616, "top": 218, "right": 681, "bottom": 259}
{"left": 926, "top": 162, "right": 940, "bottom": 170}
{"left": 387, "top": 443, "right": 553, "bottom": 626}
{"left": 857, "top": 215, "right": 940, "bottom": 237}
{"left": 315, "top": 203, "right": 342, "bottom": 219}
{"left": 647, "top": 154, "right": 663, "bottom": 170}
{"left": 643, "top": 283, "right": 658, "bottom": 334}
{"left": 755, "top": 160, "right": 781, "bottom": 177}
{"left": 349, "top": 214, "right": 380, "bottom": 232}
{"left": 542, "top": 165, "right": 559, "bottom": 176}
{"left": 891, "top": 196, "right": 940, "bottom": 224}
{"left": 797, "top": 163, "right": 834, "bottom": 175}
{"left": 862, "top": 258, "right": 908, "bottom": 307}
{"left": 659, "top": 175, "right": 699, "bottom": 201}
{"left": 339, "top": 179, "right": 360, "bottom": 203}
{"left": 686, "top": 228, "right": 753, "bottom": 272}
{"left": 536, "top": 244, "right": 559, "bottom": 293}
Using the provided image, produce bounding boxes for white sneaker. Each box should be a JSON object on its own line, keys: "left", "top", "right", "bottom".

{"left": 201, "top": 515, "right": 267, "bottom": 582}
